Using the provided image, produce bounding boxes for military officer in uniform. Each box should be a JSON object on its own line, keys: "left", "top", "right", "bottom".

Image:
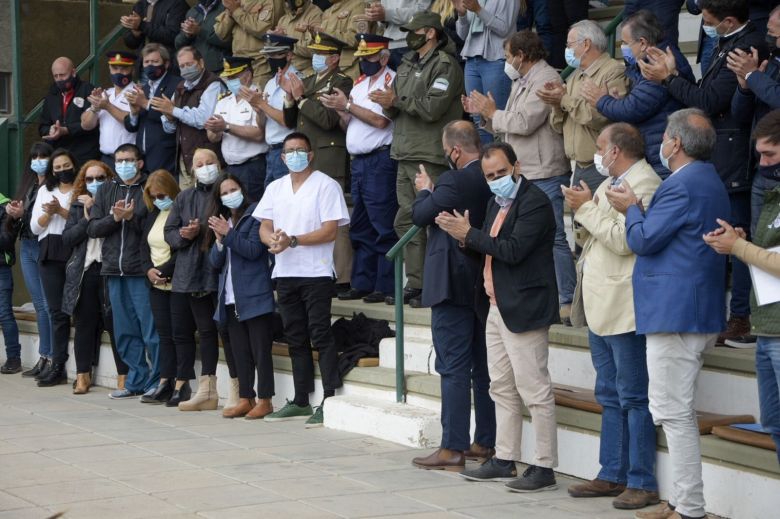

{"left": 270, "top": 0, "right": 323, "bottom": 77}
{"left": 369, "top": 11, "right": 464, "bottom": 306}
{"left": 282, "top": 31, "right": 353, "bottom": 287}
{"left": 205, "top": 56, "right": 269, "bottom": 201}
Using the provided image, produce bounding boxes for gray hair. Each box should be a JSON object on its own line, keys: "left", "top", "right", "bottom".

{"left": 570, "top": 20, "right": 607, "bottom": 52}
{"left": 621, "top": 9, "right": 663, "bottom": 46}
{"left": 665, "top": 108, "right": 716, "bottom": 161}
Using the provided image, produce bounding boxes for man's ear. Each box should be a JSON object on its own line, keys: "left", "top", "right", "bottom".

{"left": 137, "top": 159, "right": 144, "bottom": 172}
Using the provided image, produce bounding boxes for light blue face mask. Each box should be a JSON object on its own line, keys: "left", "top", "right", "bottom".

{"left": 221, "top": 190, "right": 244, "bottom": 209}
{"left": 225, "top": 78, "right": 242, "bottom": 96}
{"left": 115, "top": 160, "right": 137, "bottom": 182}
{"left": 312, "top": 54, "right": 328, "bottom": 73}
{"left": 702, "top": 20, "right": 723, "bottom": 39}
{"left": 659, "top": 139, "right": 674, "bottom": 170}
{"left": 31, "top": 159, "right": 49, "bottom": 176}
{"left": 285, "top": 150, "right": 310, "bottom": 173}
{"left": 488, "top": 173, "right": 516, "bottom": 199}
{"left": 154, "top": 196, "right": 173, "bottom": 211}
{"left": 86, "top": 180, "right": 104, "bottom": 196}
{"left": 565, "top": 47, "right": 581, "bottom": 68}
{"left": 620, "top": 44, "right": 636, "bottom": 66}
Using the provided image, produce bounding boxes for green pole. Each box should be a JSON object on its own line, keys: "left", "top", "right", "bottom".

{"left": 394, "top": 255, "right": 405, "bottom": 403}
{"left": 90, "top": 0, "right": 100, "bottom": 85}
{"left": 11, "top": 0, "right": 23, "bottom": 180}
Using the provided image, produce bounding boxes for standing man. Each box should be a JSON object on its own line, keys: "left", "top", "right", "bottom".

{"left": 121, "top": 0, "right": 189, "bottom": 70}
{"left": 562, "top": 123, "right": 662, "bottom": 511}
{"left": 409, "top": 121, "right": 496, "bottom": 471}
{"left": 321, "top": 34, "right": 398, "bottom": 303}
{"left": 206, "top": 56, "right": 268, "bottom": 201}
{"left": 370, "top": 11, "right": 464, "bottom": 306}
{"left": 81, "top": 52, "right": 139, "bottom": 170}
{"left": 271, "top": 0, "right": 323, "bottom": 77}
{"left": 362, "top": 1, "right": 432, "bottom": 70}
{"left": 39, "top": 57, "right": 100, "bottom": 166}
{"left": 253, "top": 132, "right": 350, "bottom": 427}
{"left": 175, "top": 0, "right": 231, "bottom": 74}
{"left": 437, "top": 142, "right": 560, "bottom": 493}
{"left": 605, "top": 109, "right": 730, "bottom": 519}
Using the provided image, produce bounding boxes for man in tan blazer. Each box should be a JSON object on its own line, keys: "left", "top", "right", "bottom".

{"left": 561, "top": 123, "right": 662, "bottom": 511}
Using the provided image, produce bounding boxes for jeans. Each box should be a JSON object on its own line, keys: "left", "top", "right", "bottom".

{"left": 516, "top": 0, "right": 554, "bottom": 57}
{"left": 751, "top": 173, "right": 780, "bottom": 235}
{"left": 227, "top": 154, "right": 266, "bottom": 203}
{"left": 756, "top": 336, "right": 780, "bottom": 464}
{"left": 432, "top": 302, "right": 496, "bottom": 451}
{"left": 20, "top": 239, "right": 52, "bottom": 358}
{"left": 0, "top": 267, "right": 20, "bottom": 359}
{"left": 39, "top": 260, "right": 70, "bottom": 364}
{"left": 589, "top": 330, "right": 658, "bottom": 491}
{"left": 264, "top": 147, "right": 288, "bottom": 188}
{"left": 465, "top": 57, "right": 512, "bottom": 144}
{"left": 532, "top": 175, "right": 576, "bottom": 305}
{"left": 729, "top": 192, "right": 751, "bottom": 318}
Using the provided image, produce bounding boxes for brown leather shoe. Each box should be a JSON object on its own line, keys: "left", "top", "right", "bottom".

{"left": 568, "top": 478, "right": 626, "bottom": 498}
{"left": 464, "top": 443, "right": 495, "bottom": 461}
{"left": 614, "top": 488, "right": 661, "bottom": 510}
{"left": 73, "top": 372, "right": 91, "bottom": 395}
{"left": 412, "top": 448, "right": 465, "bottom": 471}
{"left": 245, "top": 398, "right": 273, "bottom": 420}
{"left": 222, "top": 398, "right": 255, "bottom": 418}
{"left": 634, "top": 503, "right": 675, "bottom": 519}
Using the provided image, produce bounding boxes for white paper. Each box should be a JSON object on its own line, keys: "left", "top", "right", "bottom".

{"left": 749, "top": 245, "right": 780, "bottom": 306}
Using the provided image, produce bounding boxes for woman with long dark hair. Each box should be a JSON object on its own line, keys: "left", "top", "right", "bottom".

{"left": 207, "top": 174, "right": 275, "bottom": 418}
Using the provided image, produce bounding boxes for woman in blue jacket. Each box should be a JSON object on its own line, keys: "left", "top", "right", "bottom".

{"left": 207, "top": 174, "right": 275, "bottom": 419}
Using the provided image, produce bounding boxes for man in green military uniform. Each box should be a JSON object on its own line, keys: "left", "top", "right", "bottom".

{"left": 270, "top": 0, "right": 323, "bottom": 77}
{"left": 282, "top": 31, "right": 353, "bottom": 286}
{"left": 369, "top": 11, "right": 463, "bottom": 306}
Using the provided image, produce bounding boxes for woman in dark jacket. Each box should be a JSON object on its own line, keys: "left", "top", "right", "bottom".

{"left": 0, "top": 194, "right": 23, "bottom": 375}
{"left": 208, "top": 174, "right": 275, "bottom": 419}
{"left": 62, "top": 161, "right": 127, "bottom": 394}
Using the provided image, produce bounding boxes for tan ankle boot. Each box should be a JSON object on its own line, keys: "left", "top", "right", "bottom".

{"left": 117, "top": 374, "right": 126, "bottom": 390}
{"left": 223, "top": 377, "right": 240, "bottom": 411}
{"left": 73, "top": 373, "right": 91, "bottom": 395}
{"left": 178, "top": 375, "right": 218, "bottom": 411}
{"left": 245, "top": 398, "right": 273, "bottom": 420}
{"left": 223, "top": 398, "right": 255, "bottom": 418}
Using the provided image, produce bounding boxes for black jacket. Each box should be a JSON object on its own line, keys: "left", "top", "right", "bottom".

{"left": 124, "top": 0, "right": 189, "bottom": 58}
{"left": 0, "top": 197, "right": 20, "bottom": 268}
{"left": 465, "top": 178, "right": 559, "bottom": 334}
{"left": 140, "top": 207, "right": 177, "bottom": 280}
{"left": 38, "top": 75, "right": 100, "bottom": 166}
{"left": 412, "top": 160, "right": 492, "bottom": 308}
{"left": 86, "top": 175, "right": 150, "bottom": 277}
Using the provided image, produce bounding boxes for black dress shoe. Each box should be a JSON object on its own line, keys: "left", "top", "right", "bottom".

{"left": 332, "top": 282, "right": 351, "bottom": 298}
{"left": 362, "top": 291, "right": 386, "bottom": 304}
{"left": 165, "top": 381, "right": 192, "bottom": 407}
{"left": 37, "top": 362, "right": 67, "bottom": 387}
{"left": 22, "top": 357, "right": 48, "bottom": 378}
{"left": 141, "top": 379, "right": 175, "bottom": 404}
{"left": 35, "top": 360, "right": 54, "bottom": 381}
{"left": 385, "top": 288, "right": 422, "bottom": 306}
{"left": 337, "top": 288, "right": 370, "bottom": 301}
{"left": 0, "top": 357, "right": 22, "bottom": 374}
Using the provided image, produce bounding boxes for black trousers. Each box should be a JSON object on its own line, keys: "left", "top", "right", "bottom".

{"left": 170, "top": 291, "right": 228, "bottom": 378}
{"left": 149, "top": 287, "right": 191, "bottom": 380}
{"left": 226, "top": 308, "right": 274, "bottom": 399}
{"left": 547, "top": 0, "right": 589, "bottom": 69}
{"left": 39, "top": 259, "right": 70, "bottom": 365}
{"left": 275, "top": 277, "right": 341, "bottom": 398}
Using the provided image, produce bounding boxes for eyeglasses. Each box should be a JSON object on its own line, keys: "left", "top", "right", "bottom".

{"left": 566, "top": 39, "right": 584, "bottom": 49}
{"left": 86, "top": 175, "right": 107, "bottom": 183}
{"left": 283, "top": 148, "right": 309, "bottom": 154}
{"left": 149, "top": 193, "right": 169, "bottom": 200}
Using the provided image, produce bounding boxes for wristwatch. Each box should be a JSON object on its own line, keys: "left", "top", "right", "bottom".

{"left": 345, "top": 101, "right": 352, "bottom": 112}
{"left": 224, "top": 124, "right": 231, "bottom": 134}
{"left": 289, "top": 235, "right": 298, "bottom": 248}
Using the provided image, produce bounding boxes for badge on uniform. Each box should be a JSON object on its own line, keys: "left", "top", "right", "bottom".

{"left": 73, "top": 97, "right": 85, "bottom": 108}
{"left": 770, "top": 213, "right": 780, "bottom": 230}
{"left": 431, "top": 77, "right": 449, "bottom": 91}
{"left": 337, "top": 10, "right": 349, "bottom": 19}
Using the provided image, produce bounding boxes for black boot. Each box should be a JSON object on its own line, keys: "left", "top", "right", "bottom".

{"left": 141, "top": 379, "right": 175, "bottom": 404}
{"left": 37, "top": 362, "right": 67, "bottom": 387}
{"left": 0, "top": 357, "right": 22, "bottom": 374}
{"left": 22, "top": 357, "right": 48, "bottom": 378}
{"left": 34, "top": 359, "right": 53, "bottom": 381}
{"left": 165, "top": 381, "right": 192, "bottom": 407}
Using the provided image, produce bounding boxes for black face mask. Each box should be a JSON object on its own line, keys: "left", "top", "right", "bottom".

{"left": 406, "top": 32, "right": 427, "bottom": 51}
{"left": 111, "top": 72, "right": 132, "bottom": 87}
{"left": 56, "top": 78, "right": 74, "bottom": 92}
{"left": 446, "top": 148, "right": 458, "bottom": 170}
{"left": 143, "top": 64, "right": 166, "bottom": 81}
{"left": 359, "top": 59, "right": 382, "bottom": 77}
{"left": 758, "top": 163, "right": 780, "bottom": 181}
{"left": 767, "top": 33, "right": 779, "bottom": 52}
{"left": 57, "top": 168, "right": 76, "bottom": 184}
{"left": 268, "top": 57, "right": 289, "bottom": 75}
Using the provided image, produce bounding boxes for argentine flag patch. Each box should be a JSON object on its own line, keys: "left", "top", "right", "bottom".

{"left": 431, "top": 78, "right": 449, "bottom": 91}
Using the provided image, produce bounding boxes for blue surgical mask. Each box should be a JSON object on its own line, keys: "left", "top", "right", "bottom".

{"left": 86, "top": 180, "right": 104, "bottom": 195}
{"left": 312, "top": 54, "right": 328, "bottom": 73}
{"left": 285, "top": 150, "right": 309, "bottom": 173}
{"left": 31, "top": 159, "right": 49, "bottom": 176}
{"left": 702, "top": 20, "right": 723, "bottom": 39}
{"left": 659, "top": 139, "right": 674, "bottom": 170}
{"left": 115, "top": 161, "right": 138, "bottom": 182}
{"left": 154, "top": 196, "right": 173, "bottom": 211}
{"left": 621, "top": 44, "right": 636, "bottom": 66}
{"left": 565, "top": 47, "right": 581, "bottom": 68}
{"left": 488, "top": 174, "right": 516, "bottom": 199}
{"left": 221, "top": 190, "right": 244, "bottom": 209}
{"left": 225, "top": 78, "right": 242, "bottom": 96}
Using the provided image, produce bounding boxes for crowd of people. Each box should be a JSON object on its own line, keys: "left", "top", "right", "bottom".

{"left": 0, "top": 1, "right": 779, "bottom": 518}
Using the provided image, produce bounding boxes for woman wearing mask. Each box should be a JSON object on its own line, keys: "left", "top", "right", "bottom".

{"left": 141, "top": 170, "right": 192, "bottom": 406}
{"left": 31, "top": 149, "right": 76, "bottom": 387}
{"left": 3, "top": 143, "right": 54, "bottom": 377}
{"left": 208, "top": 174, "right": 275, "bottom": 419}
{"left": 61, "top": 161, "right": 127, "bottom": 393}
{"left": 165, "top": 148, "right": 235, "bottom": 411}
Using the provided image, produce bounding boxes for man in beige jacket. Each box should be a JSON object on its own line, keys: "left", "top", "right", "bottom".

{"left": 561, "top": 123, "right": 662, "bottom": 511}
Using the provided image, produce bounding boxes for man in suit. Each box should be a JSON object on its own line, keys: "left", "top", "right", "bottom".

{"left": 409, "top": 121, "right": 496, "bottom": 472}
{"left": 605, "top": 109, "right": 731, "bottom": 519}
{"left": 124, "top": 43, "right": 181, "bottom": 174}
{"left": 562, "top": 123, "right": 662, "bottom": 511}
{"left": 437, "top": 142, "right": 560, "bottom": 493}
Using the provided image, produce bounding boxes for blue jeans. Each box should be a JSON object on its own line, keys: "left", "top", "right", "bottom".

{"left": 516, "top": 0, "right": 554, "bottom": 57}
{"left": 464, "top": 57, "right": 512, "bottom": 144}
{"left": 0, "top": 267, "right": 20, "bottom": 359}
{"left": 432, "top": 302, "right": 496, "bottom": 451}
{"left": 19, "top": 239, "right": 52, "bottom": 357}
{"left": 751, "top": 173, "right": 780, "bottom": 235}
{"left": 756, "top": 336, "right": 780, "bottom": 464}
{"left": 532, "top": 175, "right": 576, "bottom": 305}
{"left": 264, "top": 147, "right": 289, "bottom": 188}
{"left": 729, "top": 192, "right": 751, "bottom": 317}
{"left": 108, "top": 276, "right": 160, "bottom": 393}
{"left": 589, "top": 330, "right": 658, "bottom": 491}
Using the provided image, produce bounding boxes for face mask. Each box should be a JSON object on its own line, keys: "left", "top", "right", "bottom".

{"left": 31, "top": 159, "right": 49, "bottom": 176}
{"left": 194, "top": 164, "right": 219, "bottom": 185}
{"left": 620, "top": 44, "right": 636, "bottom": 66}
{"left": 143, "top": 64, "right": 165, "bottom": 80}
{"left": 504, "top": 57, "right": 521, "bottom": 81}
{"left": 115, "top": 161, "right": 138, "bottom": 182}
{"left": 658, "top": 139, "right": 674, "bottom": 170}
{"left": 702, "top": 20, "right": 723, "bottom": 39}
{"left": 154, "top": 196, "right": 173, "bottom": 211}
{"left": 180, "top": 64, "right": 201, "bottom": 82}
{"left": 488, "top": 173, "right": 516, "bottom": 199}
{"left": 594, "top": 148, "right": 616, "bottom": 177}
{"left": 565, "top": 47, "right": 581, "bottom": 68}
{"left": 359, "top": 59, "right": 382, "bottom": 77}
{"left": 55, "top": 78, "right": 74, "bottom": 92}
{"left": 757, "top": 163, "right": 780, "bottom": 181}
{"left": 221, "top": 190, "right": 244, "bottom": 209}
{"left": 225, "top": 78, "right": 242, "bottom": 96}
{"left": 767, "top": 33, "right": 778, "bottom": 52}
{"left": 57, "top": 168, "right": 76, "bottom": 184}
{"left": 269, "top": 57, "right": 288, "bottom": 75}
{"left": 446, "top": 149, "right": 458, "bottom": 170}
{"left": 406, "top": 32, "right": 427, "bottom": 51}
{"left": 312, "top": 54, "right": 329, "bottom": 73}
{"left": 111, "top": 72, "right": 132, "bottom": 87}
{"left": 86, "top": 180, "right": 104, "bottom": 196}
{"left": 285, "top": 151, "right": 309, "bottom": 173}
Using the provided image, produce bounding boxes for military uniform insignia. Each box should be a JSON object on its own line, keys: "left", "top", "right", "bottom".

{"left": 259, "top": 8, "right": 271, "bottom": 21}
{"left": 355, "top": 19, "right": 368, "bottom": 33}
{"left": 337, "top": 10, "right": 350, "bottom": 19}
{"left": 315, "top": 33, "right": 322, "bottom": 44}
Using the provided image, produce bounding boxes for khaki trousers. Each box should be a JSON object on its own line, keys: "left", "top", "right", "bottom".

{"left": 485, "top": 305, "right": 558, "bottom": 468}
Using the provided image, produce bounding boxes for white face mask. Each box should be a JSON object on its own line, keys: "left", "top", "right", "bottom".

{"left": 503, "top": 57, "right": 521, "bottom": 81}
{"left": 593, "top": 147, "right": 616, "bottom": 177}
{"left": 194, "top": 163, "right": 219, "bottom": 185}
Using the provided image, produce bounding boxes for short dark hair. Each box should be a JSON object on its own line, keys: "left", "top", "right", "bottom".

{"left": 504, "top": 30, "right": 547, "bottom": 61}
{"left": 283, "top": 132, "right": 312, "bottom": 151}
{"left": 753, "top": 110, "right": 780, "bottom": 145}
{"left": 605, "top": 123, "right": 646, "bottom": 160}
{"left": 700, "top": 0, "right": 749, "bottom": 23}
{"left": 622, "top": 10, "right": 663, "bottom": 45}
{"left": 114, "top": 143, "right": 142, "bottom": 160}
{"left": 46, "top": 148, "right": 78, "bottom": 191}
{"left": 481, "top": 142, "right": 517, "bottom": 165}
{"left": 443, "top": 121, "right": 481, "bottom": 153}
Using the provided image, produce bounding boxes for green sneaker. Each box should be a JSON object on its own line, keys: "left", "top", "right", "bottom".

{"left": 264, "top": 400, "right": 313, "bottom": 422}
{"left": 304, "top": 406, "right": 324, "bottom": 428}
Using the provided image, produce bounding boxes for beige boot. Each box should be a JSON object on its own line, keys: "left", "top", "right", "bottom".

{"left": 223, "top": 378, "right": 240, "bottom": 412}
{"left": 116, "top": 374, "right": 126, "bottom": 390}
{"left": 73, "top": 373, "right": 91, "bottom": 395}
{"left": 178, "top": 375, "right": 218, "bottom": 411}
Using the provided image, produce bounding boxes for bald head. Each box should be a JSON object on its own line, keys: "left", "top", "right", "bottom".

{"left": 442, "top": 120, "right": 482, "bottom": 169}
{"left": 51, "top": 57, "right": 75, "bottom": 87}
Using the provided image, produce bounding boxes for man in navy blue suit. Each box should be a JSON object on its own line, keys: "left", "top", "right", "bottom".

{"left": 605, "top": 109, "right": 730, "bottom": 519}
{"left": 409, "top": 121, "right": 496, "bottom": 472}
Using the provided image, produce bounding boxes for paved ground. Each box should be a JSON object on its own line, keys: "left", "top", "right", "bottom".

{"left": 0, "top": 375, "right": 639, "bottom": 519}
